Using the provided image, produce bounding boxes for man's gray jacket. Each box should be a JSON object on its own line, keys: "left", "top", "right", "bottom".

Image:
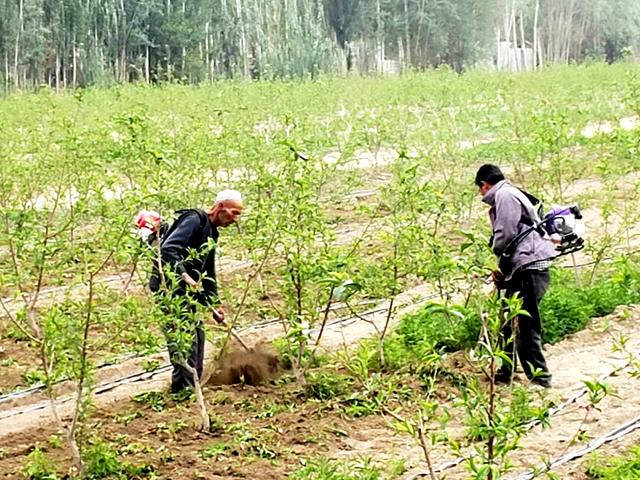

{"left": 482, "top": 180, "right": 556, "bottom": 279}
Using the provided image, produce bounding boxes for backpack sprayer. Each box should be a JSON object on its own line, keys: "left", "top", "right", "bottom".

{"left": 134, "top": 210, "right": 163, "bottom": 246}
{"left": 542, "top": 204, "right": 585, "bottom": 255}
{"left": 499, "top": 200, "right": 585, "bottom": 275}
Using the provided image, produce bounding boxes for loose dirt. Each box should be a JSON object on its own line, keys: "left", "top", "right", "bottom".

{"left": 206, "top": 342, "right": 280, "bottom": 387}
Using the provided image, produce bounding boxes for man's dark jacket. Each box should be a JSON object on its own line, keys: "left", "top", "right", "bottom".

{"left": 149, "top": 209, "right": 219, "bottom": 306}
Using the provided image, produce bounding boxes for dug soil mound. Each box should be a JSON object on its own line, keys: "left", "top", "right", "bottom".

{"left": 206, "top": 342, "right": 280, "bottom": 386}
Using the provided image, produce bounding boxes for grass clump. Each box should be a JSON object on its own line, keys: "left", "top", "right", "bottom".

{"left": 586, "top": 447, "right": 640, "bottom": 479}
{"left": 84, "top": 439, "right": 157, "bottom": 479}
{"left": 291, "top": 457, "right": 382, "bottom": 480}
{"left": 387, "top": 257, "right": 640, "bottom": 368}
{"left": 305, "top": 370, "right": 355, "bottom": 400}
{"left": 541, "top": 259, "right": 640, "bottom": 344}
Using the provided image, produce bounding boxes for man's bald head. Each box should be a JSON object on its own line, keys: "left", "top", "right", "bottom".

{"left": 209, "top": 190, "right": 244, "bottom": 227}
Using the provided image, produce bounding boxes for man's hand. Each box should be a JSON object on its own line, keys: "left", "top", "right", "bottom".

{"left": 181, "top": 273, "right": 201, "bottom": 290}
{"left": 492, "top": 269, "right": 505, "bottom": 285}
{"left": 212, "top": 308, "right": 225, "bottom": 324}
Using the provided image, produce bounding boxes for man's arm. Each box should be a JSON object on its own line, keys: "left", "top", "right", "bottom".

{"left": 492, "top": 192, "right": 522, "bottom": 256}
{"left": 200, "top": 247, "right": 219, "bottom": 306}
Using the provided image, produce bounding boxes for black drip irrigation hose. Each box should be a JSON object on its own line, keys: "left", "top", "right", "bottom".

{"left": 402, "top": 345, "right": 640, "bottom": 480}
{"left": 0, "top": 364, "right": 172, "bottom": 421}
{"left": 303, "top": 291, "right": 442, "bottom": 338}
{"left": 0, "top": 250, "right": 624, "bottom": 407}
{"left": 0, "top": 272, "right": 383, "bottom": 406}
{"left": 507, "top": 415, "right": 640, "bottom": 480}
{"left": 0, "top": 266, "right": 632, "bottom": 426}
{"left": 1, "top": 241, "right": 631, "bottom": 411}
{"left": 0, "top": 352, "right": 149, "bottom": 405}
{"left": 0, "top": 295, "right": 418, "bottom": 421}
{"left": 557, "top": 246, "right": 640, "bottom": 270}
{"left": 234, "top": 299, "right": 386, "bottom": 335}
{"left": 0, "top": 300, "right": 392, "bottom": 409}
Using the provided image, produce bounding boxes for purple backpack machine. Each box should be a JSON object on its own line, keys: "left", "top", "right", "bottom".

{"left": 500, "top": 191, "right": 586, "bottom": 271}
{"left": 540, "top": 204, "right": 585, "bottom": 256}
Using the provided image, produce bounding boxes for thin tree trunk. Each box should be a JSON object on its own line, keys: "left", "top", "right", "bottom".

{"left": 502, "top": 1, "right": 513, "bottom": 71}
{"left": 14, "top": 0, "right": 24, "bottom": 90}
{"left": 511, "top": 4, "right": 519, "bottom": 72}
{"left": 94, "top": 28, "right": 99, "bottom": 70}
{"left": 496, "top": 27, "right": 501, "bottom": 69}
{"left": 145, "top": 45, "right": 150, "bottom": 82}
{"left": 55, "top": 50, "right": 60, "bottom": 92}
{"left": 533, "top": 0, "right": 540, "bottom": 68}
{"left": 4, "top": 51, "right": 9, "bottom": 94}
{"left": 182, "top": 46, "right": 187, "bottom": 78}
{"left": 73, "top": 38, "right": 77, "bottom": 89}
{"left": 120, "top": 47, "right": 126, "bottom": 81}
{"left": 565, "top": 0, "right": 577, "bottom": 63}
{"left": 556, "top": 3, "right": 564, "bottom": 63}
{"left": 376, "top": 0, "right": 383, "bottom": 72}
{"left": 519, "top": 11, "right": 527, "bottom": 70}
{"left": 166, "top": 44, "right": 171, "bottom": 80}
{"left": 404, "top": 0, "right": 410, "bottom": 67}
{"left": 415, "top": 0, "right": 427, "bottom": 65}
{"left": 182, "top": 0, "right": 187, "bottom": 76}
{"left": 205, "top": 21, "right": 210, "bottom": 81}
{"left": 562, "top": 1, "right": 571, "bottom": 62}
{"left": 184, "top": 363, "right": 209, "bottom": 431}
{"left": 236, "top": 0, "right": 248, "bottom": 77}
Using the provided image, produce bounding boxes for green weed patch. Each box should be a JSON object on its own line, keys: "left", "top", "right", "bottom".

{"left": 389, "top": 258, "right": 640, "bottom": 366}
{"left": 586, "top": 447, "right": 640, "bottom": 479}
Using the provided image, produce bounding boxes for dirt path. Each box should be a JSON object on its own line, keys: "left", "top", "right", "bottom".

{"left": 550, "top": 424, "right": 640, "bottom": 479}
{"left": 394, "top": 305, "right": 640, "bottom": 479}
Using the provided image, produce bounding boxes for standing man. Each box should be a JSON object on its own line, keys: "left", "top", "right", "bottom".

{"left": 475, "top": 165, "right": 556, "bottom": 387}
{"left": 151, "top": 190, "right": 243, "bottom": 393}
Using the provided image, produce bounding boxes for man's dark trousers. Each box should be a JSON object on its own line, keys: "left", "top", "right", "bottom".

{"left": 498, "top": 268, "right": 551, "bottom": 383}
{"left": 160, "top": 296, "right": 205, "bottom": 393}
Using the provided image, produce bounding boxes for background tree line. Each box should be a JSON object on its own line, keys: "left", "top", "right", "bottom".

{"left": 0, "top": 0, "right": 639, "bottom": 92}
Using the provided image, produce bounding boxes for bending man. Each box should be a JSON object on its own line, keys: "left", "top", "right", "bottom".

{"left": 476, "top": 165, "right": 556, "bottom": 387}
{"left": 151, "top": 190, "right": 243, "bottom": 393}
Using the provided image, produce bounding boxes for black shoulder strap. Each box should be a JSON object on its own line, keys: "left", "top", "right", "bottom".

{"left": 193, "top": 209, "right": 209, "bottom": 229}
{"left": 191, "top": 209, "right": 212, "bottom": 246}
{"left": 518, "top": 188, "right": 541, "bottom": 207}
{"left": 502, "top": 191, "right": 543, "bottom": 257}
{"left": 518, "top": 187, "right": 545, "bottom": 220}
{"left": 159, "top": 209, "right": 208, "bottom": 244}
{"left": 515, "top": 188, "right": 545, "bottom": 228}
{"left": 173, "top": 209, "right": 208, "bottom": 228}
